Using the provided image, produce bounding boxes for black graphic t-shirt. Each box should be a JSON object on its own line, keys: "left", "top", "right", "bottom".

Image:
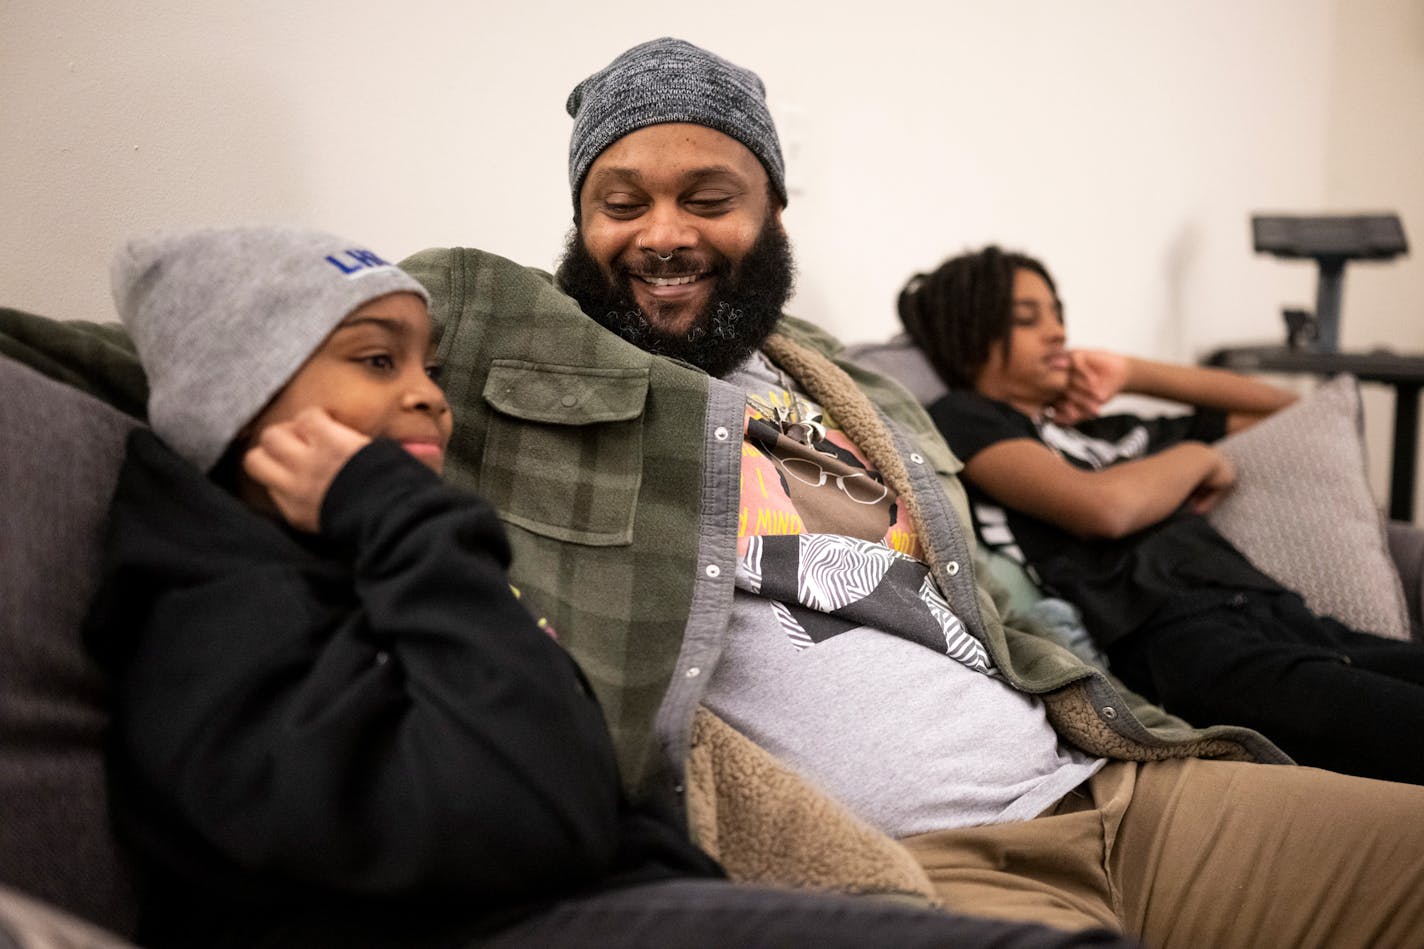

{"left": 929, "top": 391, "right": 1285, "bottom": 647}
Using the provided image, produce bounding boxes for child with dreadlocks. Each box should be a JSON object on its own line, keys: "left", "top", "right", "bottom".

{"left": 899, "top": 244, "right": 1424, "bottom": 787}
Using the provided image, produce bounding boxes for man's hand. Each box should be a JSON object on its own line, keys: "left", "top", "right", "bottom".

{"left": 1187, "top": 446, "right": 1236, "bottom": 515}
{"left": 243, "top": 408, "right": 371, "bottom": 532}
{"left": 1052, "top": 350, "right": 1131, "bottom": 425}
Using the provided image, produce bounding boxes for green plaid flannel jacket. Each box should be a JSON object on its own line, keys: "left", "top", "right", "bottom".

{"left": 399, "top": 247, "right": 1286, "bottom": 806}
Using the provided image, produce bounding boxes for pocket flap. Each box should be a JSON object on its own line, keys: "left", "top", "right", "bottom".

{"left": 484, "top": 360, "right": 649, "bottom": 425}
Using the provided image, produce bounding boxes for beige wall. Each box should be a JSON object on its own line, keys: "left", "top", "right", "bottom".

{"left": 2, "top": 0, "right": 1420, "bottom": 512}
{"left": 1323, "top": 0, "right": 1424, "bottom": 515}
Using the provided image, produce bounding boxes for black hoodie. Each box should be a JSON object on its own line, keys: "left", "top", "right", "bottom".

{"left": 84, "top": 431, "right": 717, "bottom": 948}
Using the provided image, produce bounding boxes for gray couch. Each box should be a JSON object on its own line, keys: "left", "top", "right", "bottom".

{"left": 4, "top": 325, "right": 1423, "bottom": 947}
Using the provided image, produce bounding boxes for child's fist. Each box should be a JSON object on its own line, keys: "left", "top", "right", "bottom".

{"left": 243, "top": 408, "right": 371, "bottom": 532}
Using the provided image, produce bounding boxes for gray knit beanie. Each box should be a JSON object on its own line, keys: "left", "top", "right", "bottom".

{"left": 566, "top": 37, "right": 786, "bottom": 209}
{"left": 111, "top": 225, "right": 429, "bottom": 472}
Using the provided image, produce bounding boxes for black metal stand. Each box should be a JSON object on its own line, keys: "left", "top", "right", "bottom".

{"left": 1203, "top": 346, "right": 1424, "bottom": 521}
{"left": 1250, "top": 214, "right": 1407, "bottom": 357}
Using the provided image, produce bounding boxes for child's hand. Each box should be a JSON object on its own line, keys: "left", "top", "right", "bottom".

{"left": 243, "top": 408, "right": 371, "bottom": 532}
{"left": 1187, "top": 446, "right": 1236, "bottom": 515}
{"left": 1052, "top": 350, "right": 1131, "bottom": 424}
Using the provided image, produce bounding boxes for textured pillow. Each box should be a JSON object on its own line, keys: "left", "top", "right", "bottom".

{"left": 1207, "top": 373, "right": 1410, "bottom": 639}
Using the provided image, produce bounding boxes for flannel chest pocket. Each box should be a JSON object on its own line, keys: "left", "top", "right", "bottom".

{"left": 480, "top": 360, "right": 648, "bottom": 546}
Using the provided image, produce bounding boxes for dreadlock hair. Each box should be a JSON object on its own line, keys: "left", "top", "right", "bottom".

{"left": 897, "top": 245, "right": 1059, "bottom": 392}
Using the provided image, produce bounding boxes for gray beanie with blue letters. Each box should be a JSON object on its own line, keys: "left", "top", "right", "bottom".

{"left": 111, "top": 225, "right": 428, "bottom": 472}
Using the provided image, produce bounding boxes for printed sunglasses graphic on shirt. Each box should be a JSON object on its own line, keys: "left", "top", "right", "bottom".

{"left": 771, "top": 453, "right": 890, "bottom": 505}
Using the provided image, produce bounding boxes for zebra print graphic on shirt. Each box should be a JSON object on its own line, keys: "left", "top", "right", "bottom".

{"left": 1038, "top": 419, "right": 1151, "bottom": 469}
{"left": 737, "top": 533, "right": 997, "bottom": 675}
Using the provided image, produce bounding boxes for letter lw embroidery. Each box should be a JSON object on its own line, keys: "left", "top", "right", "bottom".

{"left": 325, "top": 249, "right": 391, "bottom": 275}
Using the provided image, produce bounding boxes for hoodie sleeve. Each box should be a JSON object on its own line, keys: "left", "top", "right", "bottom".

{"left": 98, "top": 433, "right": 624, "bottom": 904}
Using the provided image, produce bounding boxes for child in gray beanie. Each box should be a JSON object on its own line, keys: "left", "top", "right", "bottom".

{"left": 110, "top": 225, "right": 455, "bottom": 528}
{"left": 82, "top": 225, "right": 1126, "bottom": 949}
{"left": 111, "top": 226, "right": 433, "bottom": 475}
{"left": 84, "top": 225, "right": 719, "bottom": 948}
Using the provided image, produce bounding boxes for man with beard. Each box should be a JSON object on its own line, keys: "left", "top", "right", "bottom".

{"left": 554, "top": 167, "right": 793, "bottom": 379}
{"left": 401, "top": 37, "right": 1424, "bottom": 946}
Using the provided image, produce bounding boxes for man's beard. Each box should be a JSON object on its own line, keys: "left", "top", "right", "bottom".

{"left": 556, "top": 216, "right": 796, "bottom": 378}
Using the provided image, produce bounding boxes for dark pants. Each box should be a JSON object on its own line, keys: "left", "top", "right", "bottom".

{"left": 1107, "top": 590, "right": 1424, "bottom": 784}
{"left": 474, "top": 879, "right": 1133, "bottom": 948}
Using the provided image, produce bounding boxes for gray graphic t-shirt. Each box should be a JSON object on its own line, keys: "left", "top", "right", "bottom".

{"left": 704, "top": 355, "right": 1103, "bottom": 837}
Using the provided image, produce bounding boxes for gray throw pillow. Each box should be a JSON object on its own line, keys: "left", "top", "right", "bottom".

{"left": 0, "top": 356, "right": 141, "bottom": 934}
{"left": 1207, "top": 373, "right": 1410, "bottom": 639}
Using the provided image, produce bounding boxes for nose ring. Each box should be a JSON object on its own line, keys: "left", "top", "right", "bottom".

{"left": 656, "top": 252, "right": 674, "bottom": 262}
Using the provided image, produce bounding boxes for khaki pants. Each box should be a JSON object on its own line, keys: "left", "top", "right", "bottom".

{"left": 901, "top": 759, "right": 1424, "bottom": 949}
